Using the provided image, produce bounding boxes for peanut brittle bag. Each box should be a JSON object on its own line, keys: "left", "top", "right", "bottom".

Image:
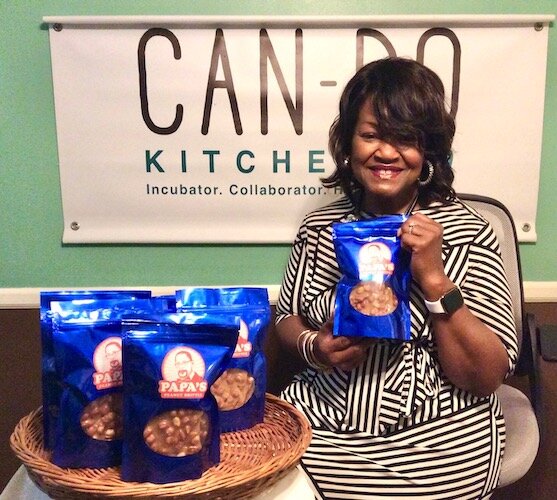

{"left": 40, "top": 290, "right": 151, "bottom": 451}
{"left": 50, "top": 297, "right": 153, "bottom": 468}
{"left": 121, "top": 311, "right": 239, "bottom": 483}
{"left": 332, "top": 215, "right": 411, "bottom": 340}
{"left": 175, "top": 287, "right": 271, "bottom": 432}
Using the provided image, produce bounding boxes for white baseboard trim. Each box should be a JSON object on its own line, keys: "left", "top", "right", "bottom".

{"left": 522, "top": 282, "right": 557, "bottom": 303}
{"left": 0, "top": 282, "right": 555, "bottom": 309}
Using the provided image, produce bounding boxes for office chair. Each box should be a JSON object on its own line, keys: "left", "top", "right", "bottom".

{"left": 459, "top": 193, "right": 541, "bottom": 487}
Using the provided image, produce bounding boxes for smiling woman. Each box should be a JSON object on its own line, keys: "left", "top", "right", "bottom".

{"left": 274, "top": 57, "right": 518, "bottom": 499}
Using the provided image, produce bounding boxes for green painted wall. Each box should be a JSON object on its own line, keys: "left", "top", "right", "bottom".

{"left": 1, "top": 1, "right": 556, "bottom": 288}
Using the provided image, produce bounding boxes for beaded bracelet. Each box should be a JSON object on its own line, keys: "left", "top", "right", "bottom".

{"left": 296, "top": 329, "right": 330, "bottom": 371}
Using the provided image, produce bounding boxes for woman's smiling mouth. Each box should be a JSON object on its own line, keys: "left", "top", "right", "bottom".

{"left": 371, "top": 167, "right": 402, "bottom": 180}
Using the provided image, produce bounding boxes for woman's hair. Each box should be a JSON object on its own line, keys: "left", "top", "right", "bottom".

{"left": 324, "top": 57, "right": 456, "bottom": 207}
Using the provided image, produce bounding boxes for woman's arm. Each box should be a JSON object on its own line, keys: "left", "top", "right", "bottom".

{"left": 275, "top": 314, "right": 313, "bottom": 358}
{"left": 427, "top": 301, "right": 510, "bottom": 396}
{"left": 400, "top": 213, "right": 514, "bottom": 397}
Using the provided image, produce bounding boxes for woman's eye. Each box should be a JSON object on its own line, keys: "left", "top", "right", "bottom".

{"left": 360, "top": 132, "right": 377, "bottom": 140}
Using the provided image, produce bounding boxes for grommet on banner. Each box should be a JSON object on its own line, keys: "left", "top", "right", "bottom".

{"left": 522, "top": 223, "right": 531, "bottom": 232}
{"left": 70, "top": 222, "right": 80, "bottom": 231}
{"left": 535, "top": 23, "right": 543, "bottom": 31}
{"left": 53, "top": 23, "right": 63, "bottom": 32}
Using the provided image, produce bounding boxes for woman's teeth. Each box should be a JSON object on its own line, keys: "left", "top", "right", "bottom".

{"left": 378, "top": 168, "right": 395, "bottom": 179}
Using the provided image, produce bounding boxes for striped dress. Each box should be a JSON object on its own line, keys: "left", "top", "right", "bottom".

{"left": 276, "top": 196, "right": 518, "bottom": 499}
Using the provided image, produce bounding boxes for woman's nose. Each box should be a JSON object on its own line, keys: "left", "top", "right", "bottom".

{"left": 374, "top": 141, "right": 400, "bottom": 161}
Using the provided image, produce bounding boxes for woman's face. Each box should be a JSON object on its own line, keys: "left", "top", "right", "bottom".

{"left": 350, "top": 99, "right": 424, "bottom": 213}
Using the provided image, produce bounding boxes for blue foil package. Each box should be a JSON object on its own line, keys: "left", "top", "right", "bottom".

{"left": 175, "top": 287, "right": 271, "bottom": 432}
{"left": 121, "top": 312, "right": 239, "bottom": 483}
{"left": 50, "top": 297, "right": 154, "bottom": 468}
{"left": 40, "top": 290, "right": 151, "bottom": 450}
{"left": 332, "top": 216, "right": 411, "bottom": 340}
{"left": 150, "top": 294, "right": 177, "bottom": 313}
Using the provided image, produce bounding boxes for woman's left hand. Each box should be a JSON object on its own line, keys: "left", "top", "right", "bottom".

{"left": 398, "top": 213, "right": 449, "bottom": 295}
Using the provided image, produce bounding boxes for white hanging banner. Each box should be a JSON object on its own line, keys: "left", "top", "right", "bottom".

{"left": 44, "top": 15, "right": 553, "bottom": 243}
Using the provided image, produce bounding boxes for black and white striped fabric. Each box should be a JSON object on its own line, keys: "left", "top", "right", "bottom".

{"left": 276, "top": 196, "right": 518, "bottom": 499}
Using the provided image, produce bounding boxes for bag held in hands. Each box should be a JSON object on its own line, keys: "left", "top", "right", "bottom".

{"left": 332, "top": 215, "right": 411, "bottom": 340}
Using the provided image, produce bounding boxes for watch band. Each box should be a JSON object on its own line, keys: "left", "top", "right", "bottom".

{"left": 424, "top": 295, "right": 447, "bottom": 314}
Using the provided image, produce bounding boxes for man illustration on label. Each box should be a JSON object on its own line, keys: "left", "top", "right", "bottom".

{"left": 104, "top": 341, "right": 122, "bottom": 372}
{"left": 92, "top": 337, "right": 123, "bottom": 390}
{"left": 359, "top": 242, "right": 394, "bottom": 279}
{"left": 174, "top": 350, "right": 204, "bottom": 383}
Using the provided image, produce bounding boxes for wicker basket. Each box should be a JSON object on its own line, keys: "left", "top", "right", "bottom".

{"left": 10, "top": 394, "right": 312, "bottom": 499}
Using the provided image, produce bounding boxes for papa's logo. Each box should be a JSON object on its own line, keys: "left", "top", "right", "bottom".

{"left": 358, "top": 242, "right": 394, "bottom": 280}
{"left": 233, "top": 319, "right": 252, "bottom": 359}
{"left": 92, "top": 337, "right": 123, "bottom": 390}
{"left": 158, "top": 347, "right": 207, "bottom": 399}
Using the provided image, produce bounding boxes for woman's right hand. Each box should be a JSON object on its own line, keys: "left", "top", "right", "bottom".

{"left": 314, "top": 316, "right": 372, "bottom": 371}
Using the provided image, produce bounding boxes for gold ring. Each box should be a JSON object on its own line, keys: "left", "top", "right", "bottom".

{"left": 408, "top": 224, "right": 415, "bottom": 234}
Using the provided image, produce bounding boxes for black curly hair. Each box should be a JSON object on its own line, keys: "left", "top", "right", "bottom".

{"left": 324, "top": 57, "right": 456, "bottom": 208}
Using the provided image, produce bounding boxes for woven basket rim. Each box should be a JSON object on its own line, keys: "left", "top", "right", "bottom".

{"left": 10, "top": 393, "right": 312, "bottom": 499}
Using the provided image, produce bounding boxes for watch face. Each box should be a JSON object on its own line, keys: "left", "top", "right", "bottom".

{"left": 441, "top": 287, "right": 464, "bottom": 314}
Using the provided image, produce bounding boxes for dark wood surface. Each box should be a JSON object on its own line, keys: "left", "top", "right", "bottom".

{"left": 1, "top": 303, "right": 555, "bottom": 495}
{"left": 1, "top": 309, "right": 41, "bottom": 491}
